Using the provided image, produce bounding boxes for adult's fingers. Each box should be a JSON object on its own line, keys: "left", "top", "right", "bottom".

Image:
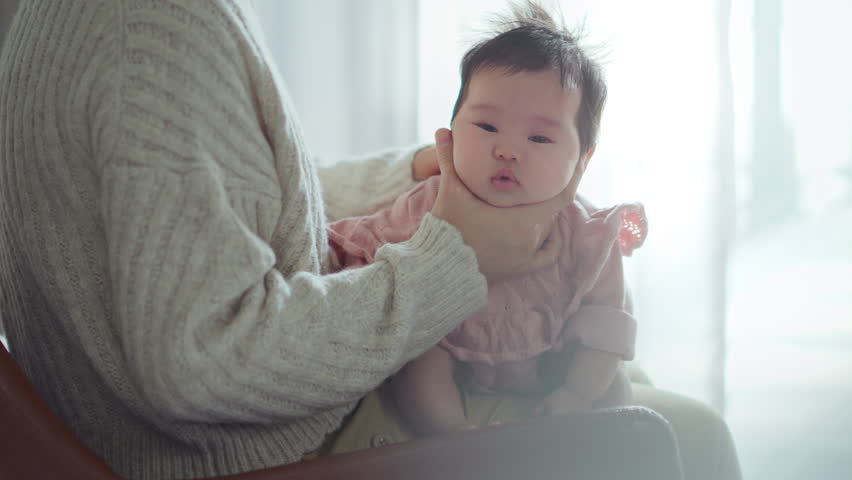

{"left": 431, "top": 128, "right": 467, "bottom": 223}
{"left": 434, "top": 128, "right": 455, "bottom": 176}
{"left": 565, "top": 159, "right": 585, "bottom": 201}
{"left": 556, "top": 158, "right": 585, "bottom": 207}
{"left": 551, "top": 158, "right": 585, "bottom": 212}
{"left": 432, "top": 128, "right": 470, "bottom": 205}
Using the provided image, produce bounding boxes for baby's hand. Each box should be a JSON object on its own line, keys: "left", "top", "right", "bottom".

{"left": 536, "top": 387, "right": 595, "bottom": 416}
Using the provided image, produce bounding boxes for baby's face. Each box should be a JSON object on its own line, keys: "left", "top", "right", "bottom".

{"left": 452, "top": 68, "right": 590, "bottom": 207}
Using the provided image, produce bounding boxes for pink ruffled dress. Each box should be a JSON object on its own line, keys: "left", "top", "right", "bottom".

{"left": 328, "top": 175, "right": 647, "bottom": 393}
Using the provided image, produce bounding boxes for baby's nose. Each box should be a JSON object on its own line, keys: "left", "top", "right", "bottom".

{"left": 495, "top": 144, "right": 519, "bottom": 162}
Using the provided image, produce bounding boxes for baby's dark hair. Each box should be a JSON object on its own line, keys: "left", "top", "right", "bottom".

{"left": 450, "top": 1, "right": 607, "bottom": 156}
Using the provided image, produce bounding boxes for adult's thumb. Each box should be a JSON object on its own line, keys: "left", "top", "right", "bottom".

{"left": 434, "top": 128, "right": 455, "bottom": 174}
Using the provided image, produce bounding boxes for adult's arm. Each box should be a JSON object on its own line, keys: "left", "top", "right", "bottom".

{"left": 317, "top": 145, "right": 431, "bottom": 221}
{"left": 94, "top": 0, "right": 487, "bottom": 423}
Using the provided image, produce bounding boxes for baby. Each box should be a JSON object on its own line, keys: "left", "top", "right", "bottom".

{"left": 328, "top": 2, "right": 647, "bottom": 435}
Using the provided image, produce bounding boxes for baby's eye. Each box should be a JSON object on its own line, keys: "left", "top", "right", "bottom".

{"left": 529, "top": 135, "right": 553, "bottom": 144}
{"left": 476, "top": 123, "right": 498, "bottom": 133}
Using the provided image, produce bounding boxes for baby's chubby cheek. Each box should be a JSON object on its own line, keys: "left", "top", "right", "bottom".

{"left": 451, "top": 152, "right": 478, "bottom": 193}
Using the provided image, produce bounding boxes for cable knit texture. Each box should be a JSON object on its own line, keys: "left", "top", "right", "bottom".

{"left": 0, "top": 1, "right": 487, "bottom": 478}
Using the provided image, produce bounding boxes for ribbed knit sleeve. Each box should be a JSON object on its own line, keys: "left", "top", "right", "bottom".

{"left": 317, "top": 145, "right": 428, "bottom": 222}
{"left": 96, "top": 0, "right": 487, "bottom": 423}
{"left": 104, "top": 161, "right": 486, "bottom": 421}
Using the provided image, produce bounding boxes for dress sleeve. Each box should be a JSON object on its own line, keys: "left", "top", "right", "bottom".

{"left": 564, "top": 250, "right": 638, "bottom": 359}
{"left": 562, "top": 204, "right": 648, "bottom": 360}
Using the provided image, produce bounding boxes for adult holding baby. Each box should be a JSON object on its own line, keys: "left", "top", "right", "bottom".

{"left": 0, "top": 1, "right": 568, "bottom": 478}
{"left": 0, "top": 1, "right": 739, "bottom": 479}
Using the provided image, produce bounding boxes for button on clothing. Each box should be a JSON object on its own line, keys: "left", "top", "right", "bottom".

{"left": 370, "top": 434, "right": 392, "bottom": 448}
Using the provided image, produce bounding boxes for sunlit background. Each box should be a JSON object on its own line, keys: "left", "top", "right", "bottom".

{"left": 2, "top": 1, "right": 850, "bottom": 478}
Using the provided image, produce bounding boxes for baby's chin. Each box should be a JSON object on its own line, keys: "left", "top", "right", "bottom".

{"left": 480, "top": 196, "right": 523, "bottom": 208}
{"left": 473, "top": 187, "right": 563, "bottom": 209}
{"left": 470, "top": 188, "right": 529, "bottom": 208}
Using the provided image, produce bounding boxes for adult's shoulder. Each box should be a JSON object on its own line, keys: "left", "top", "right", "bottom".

{"left": 120, "top": 0, "right": 262, "bottom": 57}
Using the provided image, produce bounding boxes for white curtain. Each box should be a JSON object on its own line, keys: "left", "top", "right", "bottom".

{"left": 253, "top": 0, "right": 419, "bottom": 162}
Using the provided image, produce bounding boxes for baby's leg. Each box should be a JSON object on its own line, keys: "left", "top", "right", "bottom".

{"left": 390, "top": 346, "right": 471, "bottom": 435}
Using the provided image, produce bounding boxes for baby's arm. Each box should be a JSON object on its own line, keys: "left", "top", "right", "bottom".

{"left": 327, "top": 178, "right": 439, "bottom": 269}
{"left": 391, "top": 346, "right": 472, "bottom": 435}
{"left": 543, "top": 207, "right": 646, "bottom": 414}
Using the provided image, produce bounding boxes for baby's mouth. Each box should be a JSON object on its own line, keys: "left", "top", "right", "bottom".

{"left": 490, "top": 168, "right": 520, "bottom": 190}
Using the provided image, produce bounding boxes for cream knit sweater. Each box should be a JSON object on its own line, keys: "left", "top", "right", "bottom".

{"left": 0, "top": 1, "right": 487, "bottom": 478}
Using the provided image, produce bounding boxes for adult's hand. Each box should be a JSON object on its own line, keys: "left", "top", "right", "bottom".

{"left": 429, "top": 128, "right": 582, "bottom": 284}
